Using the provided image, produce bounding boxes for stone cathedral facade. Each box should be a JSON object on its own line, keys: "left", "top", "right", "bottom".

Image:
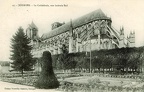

{"left": 26, "top": 9, "right": 135, "bottom": 58}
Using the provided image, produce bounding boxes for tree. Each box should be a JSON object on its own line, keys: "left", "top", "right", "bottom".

{"left": 35, "top": 51, "right": 59, "bottom": 89}
{"left": 128, "top": 48, "right": 143, "bottom": 73}
{"left": 59, "top": 44, "right": 70, "bottom": 70}
{"left": 56, "top": 57, "right": 63, "bottom": 69}
{"left": 10, "top": 27, "right": 35, "bottom": 77}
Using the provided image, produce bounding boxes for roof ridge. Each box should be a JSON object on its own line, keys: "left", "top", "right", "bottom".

{"left": 41, "top": 9, "right": 111, "bottom": 40}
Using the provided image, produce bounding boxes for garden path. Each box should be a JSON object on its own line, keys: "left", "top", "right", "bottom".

{"left": 0, "top": 81, "right": 62, "bottom": 92}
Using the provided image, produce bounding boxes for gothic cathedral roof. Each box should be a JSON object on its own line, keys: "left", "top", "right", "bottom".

{"left": 41, "top": 9, "right": 111, "bottom": 40}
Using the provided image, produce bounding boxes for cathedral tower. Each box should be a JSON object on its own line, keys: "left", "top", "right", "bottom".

{"left": 127, "top": 31, "right": 135, "bottom": 47}
{"left": 119, "top": 26, "right": 125, "bottom": 48}
{"left": 26, "top": 21, "right": 39, "bottom": 40}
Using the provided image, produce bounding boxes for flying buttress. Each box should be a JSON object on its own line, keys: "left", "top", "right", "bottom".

{"left": 107, "top": 25, "right": 120, "bottom": 48}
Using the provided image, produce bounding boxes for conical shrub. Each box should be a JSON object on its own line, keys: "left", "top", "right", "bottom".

{"left": 35, "top": 51, "right": 59, "bottom": 89}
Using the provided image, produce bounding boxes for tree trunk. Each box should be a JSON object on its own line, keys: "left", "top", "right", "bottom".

{"left": 98, "top": 68, "right": 100, "bottom": 73}
{"left": 103, "top": 67, "right": 104, "bottom": 74}
{"left": 21, "top": 70, "right": 24, "bottom": 78}
{"left": 126, "top": 67, "right": 128, "bottom": 74}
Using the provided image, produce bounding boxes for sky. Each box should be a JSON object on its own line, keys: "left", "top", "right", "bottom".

{"left": 0, "top": 0, "right": 144, "bottom": 61}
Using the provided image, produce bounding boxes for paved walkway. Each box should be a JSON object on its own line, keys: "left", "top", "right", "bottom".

{"left": 0, "top": 81, "right": 62, "bottom": 92}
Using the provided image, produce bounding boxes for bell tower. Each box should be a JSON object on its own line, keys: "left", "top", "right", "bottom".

{"left": 119, "top": 26, "right": 125, "bottom": 48}
{"left": 26, "top": 21, "right": 38, "bottom": 40}
{"left": 127, "top": 31, "right": 135, "bottom": 47}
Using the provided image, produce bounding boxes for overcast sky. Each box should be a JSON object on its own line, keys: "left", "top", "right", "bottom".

{"left": 0, "top": 0, "right": 144, "bottom": 61}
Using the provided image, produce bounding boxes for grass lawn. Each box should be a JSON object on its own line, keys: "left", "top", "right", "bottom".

{"left": 64, "top": 75, "right": 143, "bottom": 87}
{"left": 2, "top": 73, "right": 144, "bottom": 88}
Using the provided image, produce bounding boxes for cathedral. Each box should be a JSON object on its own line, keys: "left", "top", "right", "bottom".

{"left": 26, "top": 9, "right": 135, "bottom": 58}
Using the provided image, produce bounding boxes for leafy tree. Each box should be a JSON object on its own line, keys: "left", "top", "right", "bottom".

{"left": 82, "top": 58, "right": 90, "bottom": 70}
{"left": 10, "top": 27, "right": 35, "bottom": 77}
{"left": 92, "top": 57, "right": 102, "bottom": 72}
{"left": 56, "top": 57, "right": 63, "bottom": 69}
{"left": 59, "top": 44, "right": 70, "bottom": 70}
{"left": 53, "top": 46, "right": 144, "bottom": 74}
{"left": 0, "top": 61, "right": 10, "bottom": 66}
{"left": 76, "top": 57, "right": 84, "bottom": 69}
{"left": 128, "top": 48, "right": 143, "bottom": 73}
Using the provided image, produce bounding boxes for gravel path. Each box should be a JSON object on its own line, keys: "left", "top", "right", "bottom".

{"left": 0, "top": 81, "right": 62, "bottom": 92}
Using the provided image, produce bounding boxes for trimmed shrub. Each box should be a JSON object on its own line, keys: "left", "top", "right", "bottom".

{"left": 35, "top": 51, "right": 59, "bottom": 89}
